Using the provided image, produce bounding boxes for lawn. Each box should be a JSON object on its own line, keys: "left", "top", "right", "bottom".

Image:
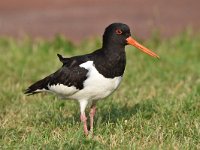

{"left": 0, "top": 32, "right": 199, "bottom": 149}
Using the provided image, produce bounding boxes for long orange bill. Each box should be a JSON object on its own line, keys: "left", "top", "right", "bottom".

{"left": 126, "top": 36, "right": 159, "bottom": 58}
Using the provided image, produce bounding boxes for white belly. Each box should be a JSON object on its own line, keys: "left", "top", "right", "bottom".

{"left": 70, "top": 61, "right": 122, "bottom": 100}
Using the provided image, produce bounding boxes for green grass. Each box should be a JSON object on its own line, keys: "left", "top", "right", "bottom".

{"left": 0, "top": 32, "right": 199, "bottom": 149}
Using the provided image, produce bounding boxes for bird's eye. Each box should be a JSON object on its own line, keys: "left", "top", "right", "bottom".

{"left": 115, "top": 29, "right": 123, "bottom": 35}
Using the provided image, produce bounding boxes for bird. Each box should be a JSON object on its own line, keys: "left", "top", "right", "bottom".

{"left": 24, "top": 23, "right": 159, "bottom": 136}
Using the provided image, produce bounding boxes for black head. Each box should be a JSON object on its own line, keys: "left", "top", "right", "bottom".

{"left": 103, "top": 23, "right": 131, "bottom": 48}
{"left": 102, "top": 23, "right": 159, "bottom": 58}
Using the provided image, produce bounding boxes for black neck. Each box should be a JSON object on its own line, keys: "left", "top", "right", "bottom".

{"left": 93, "top": 44, "right": 126, "bottom": 78}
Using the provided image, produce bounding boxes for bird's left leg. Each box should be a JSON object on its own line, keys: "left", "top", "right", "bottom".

{"left": 89, "top": 101, "right": 96, "bottom": 134}
{"left": 79, "top": 99, "right": 89, "bottom": 136}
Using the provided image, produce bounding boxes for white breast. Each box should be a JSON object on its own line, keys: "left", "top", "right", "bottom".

{"left": 70, "top": 61, "right": 122, "bottom": 100}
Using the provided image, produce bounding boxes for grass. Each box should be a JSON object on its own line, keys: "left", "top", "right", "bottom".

{"left": 0, "top": 32, "right": 199, "bottom": 149}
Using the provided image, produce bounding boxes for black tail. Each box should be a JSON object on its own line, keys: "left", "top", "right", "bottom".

{"left": 24, "top": 76, "right": 51, "bottom": 95}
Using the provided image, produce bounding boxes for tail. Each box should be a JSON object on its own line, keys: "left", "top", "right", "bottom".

{"left": 24, "top": 76, "right": 51, "bottom": 95}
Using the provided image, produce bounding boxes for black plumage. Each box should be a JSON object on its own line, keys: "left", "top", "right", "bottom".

{"left": 25, "top": 23, "right": 129, "bottom": 95}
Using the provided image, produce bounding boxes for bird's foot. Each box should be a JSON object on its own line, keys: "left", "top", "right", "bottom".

{"left": 87, "top": 131, "right": 94, "bottom": 139}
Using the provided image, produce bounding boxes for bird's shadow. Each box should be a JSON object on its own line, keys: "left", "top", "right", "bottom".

{"left": 35, "top": 98, "right": 157, "bottom": 132}
{"left": 64, "top": 99, "right": 157, "bottom": 126}
{"left": 95, "top": 100, "right": 157, "bottom": 124}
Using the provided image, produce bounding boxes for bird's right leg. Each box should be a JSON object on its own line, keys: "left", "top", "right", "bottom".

{"left": 89, "top": 101, "right": 96, "bottom": 134}
{"left": 79, "top": 99, "right": 89, "bottom": 136}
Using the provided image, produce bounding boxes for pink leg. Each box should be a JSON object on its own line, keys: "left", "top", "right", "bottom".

{"left": 80, "top": 113, "right": 89, "bottom": 136}
{"left": 79, "top": 100, "right": 89, "bottom": 136}
{"left": 89, "top": 104, "right": 96, "bottom": 133}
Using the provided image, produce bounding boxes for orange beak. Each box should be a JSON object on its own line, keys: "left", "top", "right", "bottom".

{"left": 126, "top": 36, "right": 159, "bottom": 58}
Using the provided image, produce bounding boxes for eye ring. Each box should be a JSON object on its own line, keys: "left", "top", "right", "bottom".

{"left": 115, "top": 29, "right": 123, "bottom": 35}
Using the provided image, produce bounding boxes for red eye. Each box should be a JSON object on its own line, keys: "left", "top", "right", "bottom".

{"left": 115, "top": 29, "right": 122, "bottom": 35}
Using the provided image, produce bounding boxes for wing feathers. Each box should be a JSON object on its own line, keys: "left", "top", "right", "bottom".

{"left": 25, "top": 66, "right": 88, "bottom": 95}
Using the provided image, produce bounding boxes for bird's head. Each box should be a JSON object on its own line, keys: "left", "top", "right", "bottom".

{"left": 103, "top": 23, "right": 159, "bottom": 58}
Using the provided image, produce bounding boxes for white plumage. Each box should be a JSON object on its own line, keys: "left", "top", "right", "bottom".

{"left": 48, "top": 61, "right": 122, "bottom": 102}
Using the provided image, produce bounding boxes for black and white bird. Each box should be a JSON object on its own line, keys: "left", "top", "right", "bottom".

{"left": 25, "top": 23, "right": 159, "bottom": 136}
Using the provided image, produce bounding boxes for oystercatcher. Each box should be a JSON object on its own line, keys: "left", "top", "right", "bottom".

{"left": 25, "top": 23, "right": 159, "bottom": 136}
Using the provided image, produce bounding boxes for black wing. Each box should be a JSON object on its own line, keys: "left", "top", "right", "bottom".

{"left": 48, "top": 65, "right": 88, "bottom": 89}
{"left": 25, "top": 52, "right": 95, "bottom": 95}
{"left": 24, "top": 65, "right": 88, "bottom": 95}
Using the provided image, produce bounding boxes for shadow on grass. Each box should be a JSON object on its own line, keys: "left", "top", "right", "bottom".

{"left": 61, "top": 99, "right": 158, "bottom": 127}
{"left": 96, "top": 99, "right": 158, "bottom": 124}
{"left": 30, "top": 99, "right": 158, "bottom": 130}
